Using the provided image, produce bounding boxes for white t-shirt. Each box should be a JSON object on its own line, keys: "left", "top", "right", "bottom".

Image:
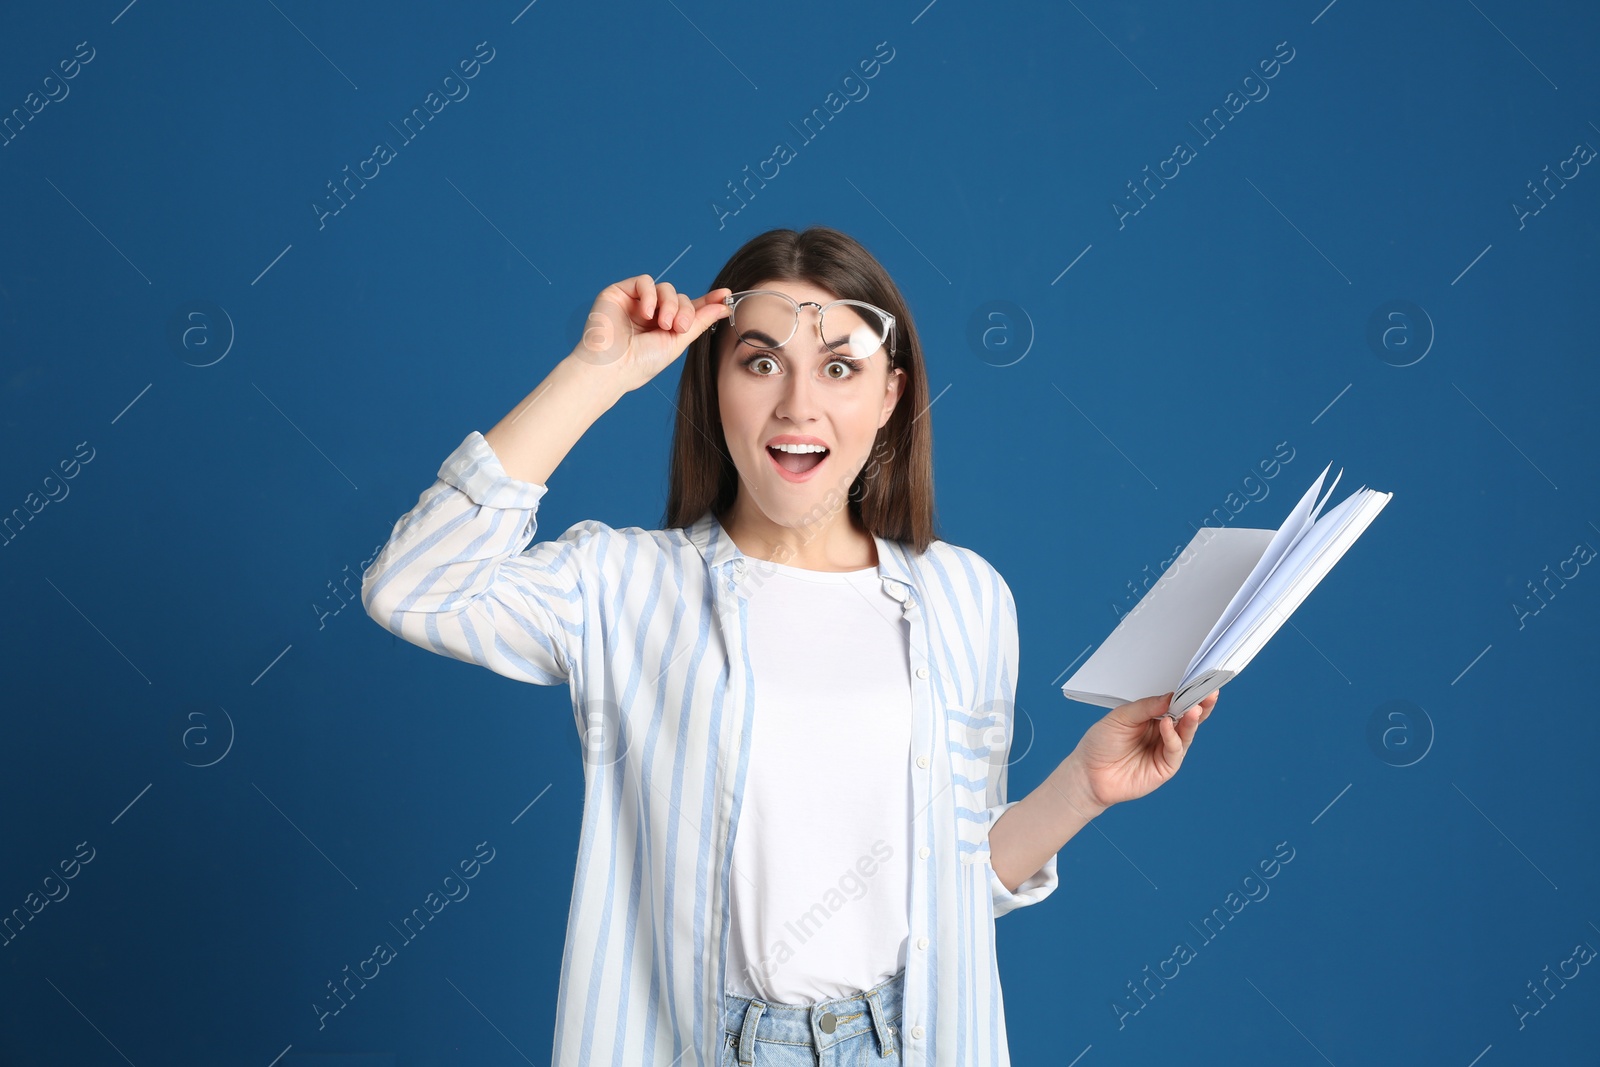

{"left": 724, "top": 557, "right": 914, "bottom": 1004}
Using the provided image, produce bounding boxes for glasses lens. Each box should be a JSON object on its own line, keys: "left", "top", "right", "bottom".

{"left": 822, "top": 302, "right": 889, "bottom": 361}
{"left": 730, "top": 293, "right": 889, "bottom": 361}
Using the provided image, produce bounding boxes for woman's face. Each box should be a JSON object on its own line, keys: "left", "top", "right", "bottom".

{"left": 716, "top": 278, "right": 906, "bottom": 529}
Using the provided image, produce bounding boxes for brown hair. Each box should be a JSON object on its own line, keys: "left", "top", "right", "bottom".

{"left": 660, "top": 226, "right": 938, "bottom": 554}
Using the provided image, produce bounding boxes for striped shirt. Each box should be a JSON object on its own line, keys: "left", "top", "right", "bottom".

{"left": 361, "top": 430, "right": 1060, "bottom": 1067}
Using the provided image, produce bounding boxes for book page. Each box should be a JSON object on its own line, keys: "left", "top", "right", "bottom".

{"left": 1213, "top": 488, "right": 1394, "bottom": 675}
{"left": 1189, "top": 486, "right": 1388, "bottom": 681}
{"left": 1061, "top": 525, "right": 1276, "bottom": 707}
{"left": 1181, "top": 463, "right": 1334, "bottom": 680}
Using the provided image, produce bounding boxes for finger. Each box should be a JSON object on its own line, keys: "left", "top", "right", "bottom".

{"left": 604, "top": 275, "right": 655, "bottom": 327}
{"left": 1176, "top": 705, "right": 1203, "bottom": 747}
{"left": 691, "top": 293, "right": 729, "bottom": 332}
{"left": 660, "top": 293, "right": 729, "bottom": 348}
{"left": 694, "top": 287, "right": 732, "bottom": 316}
{"left": 630, "top": 274, "right": 657, "bottom": 323}
{"left": 697, "top": 290, "right": 732, "bottom": 329}
{"left": 1112, "top": 692, "right": 1174, "bottom": 727}
{"left": 663, "top": 293, "right": 683, "bottom": 332}
{"left": 1159, "top": 714, "right": 1183, "bottom": 762}
{"left": 676, "top": 290, "right": 720, "bottom": 325}
{"left": 654, "top": 282, "right": 679, "bottom": 329}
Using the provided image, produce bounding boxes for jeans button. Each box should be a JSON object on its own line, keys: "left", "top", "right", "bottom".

{"left": 819, "top": 1010, "right": 837, "bottom": 1033}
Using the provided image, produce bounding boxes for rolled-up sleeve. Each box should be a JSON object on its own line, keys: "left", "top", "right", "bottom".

{"left": 984, "top": 570, "right": 1061, "bottom": 917}
{"left": 985, "top": 799, "right": 1060, "bottom": 917}
{"left": 361, "top": 430, "right": 603, "bottom": 686}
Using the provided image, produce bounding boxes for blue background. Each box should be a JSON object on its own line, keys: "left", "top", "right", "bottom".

{"left": 2, "top": 0, "right": 1596, "bottom": 1063}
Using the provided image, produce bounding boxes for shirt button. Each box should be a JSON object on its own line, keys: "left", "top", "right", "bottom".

{"left": 732, "top": 559, "right": 745, "bottom": 572}
{"left": 918, "top": 846, "right": 930, "bottom": 859}
{"left": 917, "top": 936, "right": 929, "bottom": 950}
{"left": 915, "top": 666, "right": 929, "bottom": 679}
{"left": 912, "top": 1025, "right": 925, "bottom": 1040}
{"left": 916, "top": 755, "right": 929, "bottom": 769}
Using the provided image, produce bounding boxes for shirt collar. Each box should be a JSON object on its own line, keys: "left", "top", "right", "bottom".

{"left": 683, "top": 510, "right": 918, "bottom": 602}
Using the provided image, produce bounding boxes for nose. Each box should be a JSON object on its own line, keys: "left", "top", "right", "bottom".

{"left": 775, "top": 360, "right": 821, "bottom": 423}
{"left": 774, "top": 305, "right": 826, "bottom": 422}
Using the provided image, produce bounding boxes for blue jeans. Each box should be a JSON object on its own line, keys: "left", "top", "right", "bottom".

{"left": 719, "top": 968, "right": 905, "bottom": 1066}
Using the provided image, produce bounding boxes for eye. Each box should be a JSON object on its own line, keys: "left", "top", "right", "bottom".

{"left": 739, "top": 352, "right": 780, "bottom": 375}
{"left": 738, "top": 352, "right": 863, "bottom": 379}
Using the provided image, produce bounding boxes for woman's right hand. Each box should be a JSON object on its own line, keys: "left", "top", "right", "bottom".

{"left": 571, "top": 275, "right": 731, "bottom": 394}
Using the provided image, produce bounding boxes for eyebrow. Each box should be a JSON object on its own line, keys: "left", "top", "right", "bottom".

{"left": 741, "top": 331, "right": 859, "bottom": 357}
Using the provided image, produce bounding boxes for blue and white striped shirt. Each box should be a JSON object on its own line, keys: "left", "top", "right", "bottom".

{"left": 361, "top": 429, "right": 1059, "bottom": 1066}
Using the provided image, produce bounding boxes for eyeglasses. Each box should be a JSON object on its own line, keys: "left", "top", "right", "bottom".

{"left": 715, "top": 289, "right": 897, "bottom": 365}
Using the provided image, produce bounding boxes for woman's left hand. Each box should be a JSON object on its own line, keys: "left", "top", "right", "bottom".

{"left": 1067, "top": 690, "right": 1218, "bottom": 810}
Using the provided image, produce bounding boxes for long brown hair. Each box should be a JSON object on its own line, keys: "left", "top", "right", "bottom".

{"left": 661, "top": 226, "right": 938, "bottom": 554}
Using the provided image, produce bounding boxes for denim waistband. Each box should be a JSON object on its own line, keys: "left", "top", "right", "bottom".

{"left": 721, "top": 968, "right": 905, "bottom": 1061}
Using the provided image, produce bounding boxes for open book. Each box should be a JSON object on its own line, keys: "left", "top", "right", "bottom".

{"left": 1061, "top": 463, "right": 1393, "bottom": 720}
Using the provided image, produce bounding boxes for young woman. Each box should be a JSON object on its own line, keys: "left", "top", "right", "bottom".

{"left": 362, "top": 226, "right": 1217, "bottom": 1067}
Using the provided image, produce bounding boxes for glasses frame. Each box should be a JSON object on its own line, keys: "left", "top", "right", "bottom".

{"left": 714, "top": 289, "right": 898, "bottom": 367}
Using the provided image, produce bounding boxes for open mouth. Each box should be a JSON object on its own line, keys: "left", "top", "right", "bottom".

{"left": 767, "top": 445, "right": 829, "bottom": 477}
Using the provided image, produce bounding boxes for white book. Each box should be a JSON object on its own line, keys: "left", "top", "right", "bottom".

{"left": 1060, "top": 463, "right": 1393, "bottom": 720}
